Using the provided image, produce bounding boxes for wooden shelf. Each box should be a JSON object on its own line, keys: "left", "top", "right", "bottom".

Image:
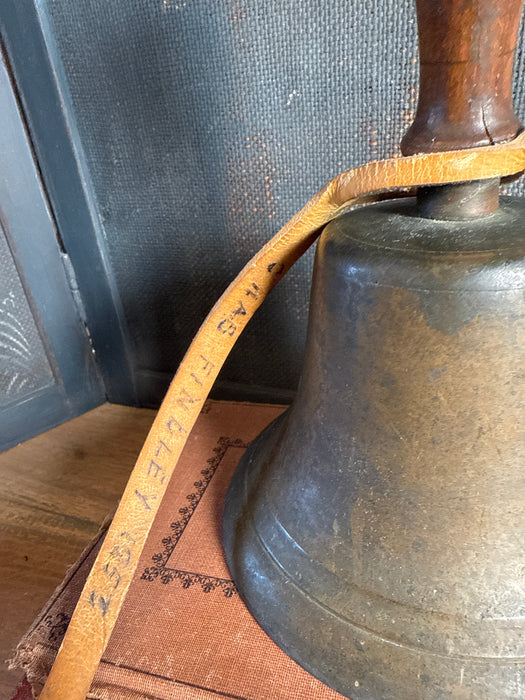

{"left": 0, "top": 404, "right": 156, "bottom": 696}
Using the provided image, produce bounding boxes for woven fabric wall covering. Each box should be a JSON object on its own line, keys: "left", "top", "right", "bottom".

{"left": 45, "top": 0, "right": 525, "bottom": 400}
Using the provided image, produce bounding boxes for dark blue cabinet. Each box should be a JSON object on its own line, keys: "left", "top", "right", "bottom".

{"left": 0, "top": 48, "right": 104, "bottom": 450}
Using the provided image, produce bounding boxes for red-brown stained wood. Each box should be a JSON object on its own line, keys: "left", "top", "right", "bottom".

{"left": 401, "top": 0, "right": 523, "bottom": 155}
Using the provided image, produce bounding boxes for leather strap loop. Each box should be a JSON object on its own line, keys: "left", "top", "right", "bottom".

{"left": 40, "top": 134, "right": 525, "bottom": 699}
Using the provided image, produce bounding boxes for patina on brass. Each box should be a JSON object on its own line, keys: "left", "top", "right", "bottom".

{"left": 223, "top": 1, "right": 525, "bottom": 698}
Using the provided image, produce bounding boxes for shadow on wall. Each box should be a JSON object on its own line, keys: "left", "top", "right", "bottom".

{"left": 55, "top": 0, "right": 319, "bottom": 403}
{"left": 45, "top": 0, "right": 428, "bottom": 404}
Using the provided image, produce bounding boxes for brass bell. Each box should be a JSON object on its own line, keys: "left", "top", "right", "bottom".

{"left": 223, "top": 1, "right": 525, "bottom": 698}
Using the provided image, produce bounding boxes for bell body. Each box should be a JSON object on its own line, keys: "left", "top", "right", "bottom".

{"left": 223, "top": 197, "right": 525, "bottom": 699}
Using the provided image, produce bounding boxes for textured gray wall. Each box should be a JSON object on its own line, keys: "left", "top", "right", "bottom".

{"left": 42, "top": 0, "right": 525, "bottom": 403}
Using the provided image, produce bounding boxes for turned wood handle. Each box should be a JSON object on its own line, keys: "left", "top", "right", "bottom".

{"left": 401, "top": 0, "right": 523, "bottom": 155}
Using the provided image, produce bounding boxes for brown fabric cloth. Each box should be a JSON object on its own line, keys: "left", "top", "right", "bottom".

{"left": 12, "top": 401, "right": 346, "bottom": 700}
{"left": 10, "top": 678, "right": 33, "bottom": 700}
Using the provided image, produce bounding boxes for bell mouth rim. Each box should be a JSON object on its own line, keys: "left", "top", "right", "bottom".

{"left": 223, "top": 415, "right": 525, "bottom": 663}
{"left": 247, "top": 507, "right": 525, "bottom": 661}
{"left": 236, "top": 508, "right": 525, "bottom": 662}
{"left": 223, "top": 432, "right": 524, "bottom": 699}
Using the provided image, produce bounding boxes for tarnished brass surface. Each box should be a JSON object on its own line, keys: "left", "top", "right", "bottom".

{"left": 223, "top": 197, "right": 525, "bottom": 699}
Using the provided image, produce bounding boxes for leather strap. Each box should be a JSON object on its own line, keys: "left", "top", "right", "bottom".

{"left": 40, "top": 134, "right": 525, "bottom": 699}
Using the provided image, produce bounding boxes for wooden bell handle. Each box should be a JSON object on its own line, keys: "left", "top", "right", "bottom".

{"left": 401, "top": 0, "right": 523, "bottom": 156}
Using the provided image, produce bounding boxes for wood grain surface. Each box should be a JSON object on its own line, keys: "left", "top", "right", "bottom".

{"left": 401, "top": 0, "right": 523, "bottom": 156}
{"left": 0, "top": 404, "right": 156, "bottom": 697}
